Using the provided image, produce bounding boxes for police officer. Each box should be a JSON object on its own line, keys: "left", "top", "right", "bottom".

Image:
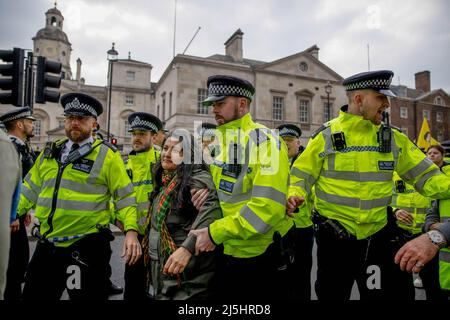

{"left": 18, "top": 92, "right": 141, "bottom": 300}
{"left": 288, "top": 70, "right": 450, "bottom": 300}
{"left": 277, "top": 124, "right": 304, "bottom": 166}
{"left": 190, "top": 75, "right": 294, "bottom": 299}
{"left": 197, "top": 122, "right": 218, "bottom": 165}
{"left": 123, "top": 111, "right": 162, "bottom": 300}
{"left": 0, "top": 107, "right": 36, "bottom": 300}
{"left": 277, "top": 123, "right": 313, "bottom": 300}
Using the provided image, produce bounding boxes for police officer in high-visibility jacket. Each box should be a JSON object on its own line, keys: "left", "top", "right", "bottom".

{"left": 288, "top": 70, "right": 450, "bottom": 300}
{"left": 123, "top": 111, "right": 161, "bottom": 300}
{"left": 277, "top": 123, "right": 314, "bottom": 300}
{"left": 190, "top": 75, "right": 294, "bottom": 300}
{"left": 18, "top": 93, "right": 141, "bottom": 300}
{"left": 400, "top": 145, "right": 450, "bottom": 300}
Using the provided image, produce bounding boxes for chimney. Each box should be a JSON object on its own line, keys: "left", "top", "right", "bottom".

{"left": 415, "top": 71, "right": 430, "bottom": 93}
{"left": 225, "top": 29, "right": 244, "bottom": 62}
{"left": 76, "top": 58, "right": 82, "bottom": 82}
{"left": 307, "top": 45, "right": 320, "bottom": 60}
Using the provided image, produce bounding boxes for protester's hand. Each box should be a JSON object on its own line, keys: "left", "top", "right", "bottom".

{"left": 286, "top": 196, "right": 304, "bottom": 217}
{"left": 163, "top": 247, "right": 192, "bottom": 276}
{"left": 190, "top": 188, "right": 209, "bottom": 211}
{"left": 394, "top": 209, "right": 414, "bottom": 226}
{"left": 10, "top": 219, "right": 20, "bottom": 233}
{"left": 394, "top": 233, "right": 439, "bottom": 273}
{"left": 122, "top": 230, "right": 142, "bottom": 266}
{"left": 189, "top": 227, "right": 216, "bottom": 256}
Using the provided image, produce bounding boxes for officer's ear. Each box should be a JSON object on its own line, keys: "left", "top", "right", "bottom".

{"left": 237, "top": 97, "right": 249, "bottom": 115}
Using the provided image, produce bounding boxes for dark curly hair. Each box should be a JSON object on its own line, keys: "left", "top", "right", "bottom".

{"left": 151, "top": 129, "right": 209, "bottom": 207}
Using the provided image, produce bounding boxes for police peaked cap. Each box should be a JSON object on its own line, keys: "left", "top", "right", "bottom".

{"left": 202, "top": 75, "right": 255, "bottom": 106}
{"left": 277, "top": 123, "right": 302, "bottom": 139}
{"left": 60, "top": 92, "right": 103, "bottom": 118}
{"left": 342, "top": 70, "right": 396, "bottom": 97}
{"left": 197, "top": 122, "right": 217, "bottom": 138}
{"left": 0, "top": 107, "right": 36, "bottom": 124}
{"left": 128, "top": 112, "right": 162, "bottom": 133}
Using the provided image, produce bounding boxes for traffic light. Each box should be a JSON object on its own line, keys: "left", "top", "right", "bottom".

{"left": 0, "top": 48, "right": 25, "bottom": 106}
{"left": 111, "top": 138, "right": 118, "bottom": 146}
{"left": 35, "top": 56, "right": 62, "bottom": 104}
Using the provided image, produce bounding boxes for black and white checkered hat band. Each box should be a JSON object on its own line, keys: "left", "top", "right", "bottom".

{"left": 345, "top": 77, "right": 393, "bottom": 91}
{"left": 64, "top": 98, "right": 97, "bottom": 117}
{"left": 1, "top": 111, "right": 32, "bottom": 123}
{"left": 201, "top": 128, "right": 216, "bottom": 137}
{"left": 208, "top": 84, "right": 253, "bottom": 99}
{"left": 131, "top": 116, "right": 158, "bottom": 132}
{"left": 279, "top": 128, "right": 299, "bottom": 137}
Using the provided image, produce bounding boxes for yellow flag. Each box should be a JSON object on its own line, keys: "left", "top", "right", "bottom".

{"left": 416, "top": 117, "right": 440, "bottom": 150}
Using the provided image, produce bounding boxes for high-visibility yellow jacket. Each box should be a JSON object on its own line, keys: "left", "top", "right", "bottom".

{"left": 289, "top": 106, "right": 450, "bottom": 240}
{"left": 286, "top": 149, "right": 313, "bottom": 229}
{"left": 18, "top": 138, "right": 138, "bottom": 247}
{"left": 391, "top": 171, "right": 431, "bottom": 234}
{"left": 208, "top": 113, "right": 293, "bottom": 258}
{"left": 436, "top": 163, "right": 450, "bottom": 290}
{"left": 125, "top": 147, "right": 160, "bottom": 235}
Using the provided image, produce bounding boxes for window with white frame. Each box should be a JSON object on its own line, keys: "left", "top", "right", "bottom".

{"left": 34, "top": 119, "right": 42, "bottom": 136}
{"left": 401, "top": 127, "right": 408, "bottom": 137}
{"left": 197, "top": 89, "right": 209, "bottom": 114}
{"left": 323, "top": 101, "right": 332, "bottom": 122}
{"left": 124, "top": 120, "right": 131, "bottom": 137}
{"left": 423, "top": 110, "right": 430, "bottom": 120}
{"left": 272, "top": 96, "right": 284, "bottom": 120}
{"left": 299, "top": 99, "right": 310, "bottom": 123}
{"left": 437, "top": 112, "right": 443, "bottom": 123}
{"left": 434, "top": 96, "right": 445, "bottom": 106}
{"left": 126, "top": 71, "right": 135, "bottom": 81}
{"left": 169, "top": 92, "right": 173, "bottom": 116}
{"left": 125, "top": 95, "right": 134, "bottom": 106}
{"left": 437, "top": 130, "right": 444, "bottom": 142}
{"left": 400, "top": 107, "right": 408, "bottom": 119}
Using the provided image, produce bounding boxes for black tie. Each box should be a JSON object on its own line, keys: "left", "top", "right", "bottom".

{"left": 70, "top": 143, "right": 80, "bottom": 154}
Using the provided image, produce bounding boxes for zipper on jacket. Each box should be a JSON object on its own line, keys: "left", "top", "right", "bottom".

{"left": 42, "top": 161, "right": 67, "bottom": 239}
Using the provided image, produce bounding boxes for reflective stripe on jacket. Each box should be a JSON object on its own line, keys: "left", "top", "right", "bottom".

{"left": 209, "top": 113, "right": 293, "bottom": 258}
{"left": 19, "top": 138, "right": 138, "bottom": 247}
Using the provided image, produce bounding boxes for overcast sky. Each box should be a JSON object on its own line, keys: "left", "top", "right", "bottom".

{"left": 1, "top": 0, "right": 449, "bottom": 93}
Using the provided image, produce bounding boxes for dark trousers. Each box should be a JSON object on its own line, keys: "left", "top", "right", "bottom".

{"left": 124, "top": 235, "right": 148, "bottom": 300}
{"left": 22, "top": 233, "right": 111, "bottom": 300}
{"left": 216, "top": 233, "right": 291, "bottom": 300}
{"left": 420, "top": 254, "right": 447, "bottom": 300}
{"left": 315, "top": 224, "right": 415, "bottom": 300}
{"left": 285, "top": 226, "right": 314, "bottom": 300}
{"left": 4, "top": 216, "right": 30, "bottom": 300}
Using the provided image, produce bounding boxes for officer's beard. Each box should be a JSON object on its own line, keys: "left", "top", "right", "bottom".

{"left": 66, "top": 127, "right": 92, "bottom": 143}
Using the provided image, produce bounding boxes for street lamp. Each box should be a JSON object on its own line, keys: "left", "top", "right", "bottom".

{"left": 325, "top": 81, "right": 333, "bottom": 122}
{"left": 107, "top": 42, "right": 118, "bottom": 141}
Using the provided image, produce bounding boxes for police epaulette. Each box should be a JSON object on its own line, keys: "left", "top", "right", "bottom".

{"left": 311, "top": 124, "right": 329, "bottom": 139}
{"left": 390, "top": 125, "right": 403, "bottom": 133}
{"left": 102, "top": 140, "right": 118, "bottom": 152}
{"left": 249, "top": 128, "right": 269, "bottom": 146}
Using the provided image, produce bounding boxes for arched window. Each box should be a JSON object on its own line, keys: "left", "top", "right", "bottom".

{"left": 434, "top": 96, "right": 445, "bottom": 106}
{"left": 51, "top": 17, "right": 57, "bottom": 27}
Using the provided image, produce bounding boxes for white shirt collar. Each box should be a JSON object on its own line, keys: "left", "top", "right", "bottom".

{"left": 66, "top": 136, "right": 94, "bottom": 150}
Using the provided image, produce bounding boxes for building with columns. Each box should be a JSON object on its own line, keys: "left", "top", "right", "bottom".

{"left": 5, "top": 5, "right": 446, "bottom": 154}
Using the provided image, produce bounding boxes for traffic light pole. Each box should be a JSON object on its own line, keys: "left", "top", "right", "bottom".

{"left": 24, "top": 51, "right": 34, "bottom": 109}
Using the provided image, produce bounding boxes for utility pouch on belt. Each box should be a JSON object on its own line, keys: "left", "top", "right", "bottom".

{"left": 96, "top": 224, "right": 115, "bottom": 241}
{"left": 311, "top": 210, "right": 351, "bottom": 240}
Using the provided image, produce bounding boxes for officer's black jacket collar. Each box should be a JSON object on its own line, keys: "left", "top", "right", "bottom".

{"left": 341, "top": 105, "right": 349, "bottom": 113}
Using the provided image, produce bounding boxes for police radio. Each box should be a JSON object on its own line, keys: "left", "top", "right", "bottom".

{"left": 378, "top": 111, "right": 391, "bottom": 153}
{"left": 331, "top": 132, "right": 346, "bottom": 151}
{"left": 395, "top": 180, "right": 406, "bottom": 193}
